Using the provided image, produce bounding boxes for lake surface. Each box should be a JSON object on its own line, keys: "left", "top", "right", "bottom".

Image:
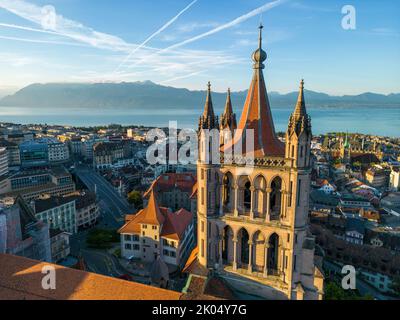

{"left": 0, "top": 105, "right": 399, "bottom": 137}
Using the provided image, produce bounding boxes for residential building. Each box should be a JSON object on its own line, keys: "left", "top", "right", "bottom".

{"left": 0, "top": 147, "right": 8, "bottom": 177}
{"left": 144, "top": 172, "right": 197, "bottom": 213}
{"left": 50, "top": 228, "right": 71, "bottom": 263}
{"left": 93, "top": 141, "right": 124, "bottom": 170}
{"left": 340, "top": 193, "right": 372, "bottom": 209}
{"left": 32, "top": 195, "right": 77, "bottom": 234}
{"left": 0, "top": 196, "right": 51, "bottom": 262}
{"left": 365, "top": 165, "right": 390, "bottom": 189}
{"left": 119, "top": 191, "right": 194, "bottom": 269}
{"left": 0, "top": 139, "right": 20, "bottom": 167}
{"left": 64, "top": 191, "right": 99, "bottom": 229}
{"left": 47, "top": 139, "right": 70, "bottom": 163}
{"left": 192, "top": 27, "right": 323, "bottom": 300}
{"left": 344, "top": 218, "right": 365, "bottom": 245}
{"left": 390, "top": 167, "right": 400, "bottom": 191}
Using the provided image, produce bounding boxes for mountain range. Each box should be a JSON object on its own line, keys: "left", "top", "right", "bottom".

{"left": 1, "top": 81, "right": 399, "bottom": 112}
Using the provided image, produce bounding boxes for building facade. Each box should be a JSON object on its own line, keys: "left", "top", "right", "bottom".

{"left": 19, "top": 140, "right": 48, "bottom": 168}
{"left": 0, "top": 147, "right": 8, "bottom": 177}
{"left": 50, "top": 228, "right": 71, "bottom": 263}
{"left": 64, "top": 191, "right": 99, "bottom": 229}
{"left": 119, "top": 191, "right": 194, "bottom": 269}
{"left": 144, "top": 172, "right": 197, "bottom": 213}
{"left": 33, "top": 196, "right": 77, "bottom": 234}
{"left": 195, "top": 26, "right": 323, "bottom": 300}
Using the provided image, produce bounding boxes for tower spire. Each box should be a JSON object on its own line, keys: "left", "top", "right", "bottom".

{"left": 294, "top": 79, "right": 306, "bottom": 118}
{"left": 199, "top": 81, "right": 218, "bottom": 130}
{"left": 220, "top": 88, "right": 237, "bottom": 132}
{"left": 223, "top": 24, "right": 284, "bottom": 157}
{"left": 258, "top": 23, "right": 263, "bottom": 50}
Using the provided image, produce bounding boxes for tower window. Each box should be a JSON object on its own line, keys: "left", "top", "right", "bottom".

{"left": 291, "top": 145, "right": 294, "bottom": 158}
{"left": 201, "top": 239, "right": 205, "bottom": 258}
{"left": 300, "top": 146, "right": 304, "bottom": 157}
{"left": 201, "top": 188, "right": 204, "bottom": 205}
{"left": 244, "top": 181, "right": 251, "bottom": 210}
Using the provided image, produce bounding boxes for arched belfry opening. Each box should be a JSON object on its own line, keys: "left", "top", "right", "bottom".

{"left": 238, "top": 228, "right": 250, "bottom": 267}
{"left": 222, "top": 173, "right": 233, "bottom": 210}
{"left": 222, "top": 225, "right": 234, "bottom": 265}
{"left": 267, "top": 233, "right": 279, "bottom": 275}
{"left": 244, "top": 181, "right": 251, "bottom": 210}
{"left": 270, "top": 177, "right": 282, "bottom": 220}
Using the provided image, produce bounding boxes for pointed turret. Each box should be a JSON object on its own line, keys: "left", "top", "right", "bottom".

{"left": 286, "top": 79, "right": 312, "bottom": 168}
{"left": 293, "top": 79, "right": 307, "bottom": 118}
{"left": 220, "top": 88, "right": 237, "bottom": 131}
{"left": 199, "top": 81, "right": 219, "bottom": 131}
{"left": 287, "top": 79, "right": 311, "bottom": 136}
{"left": 223, "top": 24, "right": 285, "bottom": 158}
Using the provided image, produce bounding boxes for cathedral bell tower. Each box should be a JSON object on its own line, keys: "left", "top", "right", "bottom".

{"left": 197, "top": 82, "right": 220, "bottom": 267}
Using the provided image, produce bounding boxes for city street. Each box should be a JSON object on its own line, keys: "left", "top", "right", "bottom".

{"left": 75, "top": 164, "right": 134, "bottom": 229}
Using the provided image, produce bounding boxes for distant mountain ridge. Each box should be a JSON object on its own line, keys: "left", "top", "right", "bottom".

{"left": 1, "top": 81, "right": 399, "bottom": 112}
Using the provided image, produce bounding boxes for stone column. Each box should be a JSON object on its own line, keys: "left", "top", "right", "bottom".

{"left": 218, "top": 235, "right": 223, "bottom": 269}
{"left": 281, "top": 247, "right": 286, "bottom": 282}
{"left": 247, "top": 241, "right": 253, "bottom": 273}
{"left": 280, "top": 190, "right": 286, "bottom": 218}
{"left": 233, "top": 184, "right": 239, "bottom": 217}
{"left": 233, "top": 238, "right": 238, "bottom": 271}
{"left": 219, "top": 185, "right": 224, "bottom": 216}
{"left": 249, "top": 187, "right": 255, "bottom": 219}
{"left": 263, "top": 243, "right": 270, "bottom": 277}
{"left": 265, "top": 188, "right": 272, "bottom": 222}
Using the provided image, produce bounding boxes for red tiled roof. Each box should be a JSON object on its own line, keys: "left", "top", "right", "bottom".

{"left": 144, "top": 173, "right": 197, "bottom": 198}
{"left": 0, "top": 254, "right": 182, "bottom": 300}
{"left": 223, "top": 62, "right": 284, "bottom": 158}
{"left": 119, "top": 194, "right": 193, "bottom": 241}
{"left": 161, "top": 208, "right": 193, "bottom": 241}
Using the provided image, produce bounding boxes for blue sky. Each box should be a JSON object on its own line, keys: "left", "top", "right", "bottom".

{"left": 0, "top": 0, "right": 399, "bottom": 95}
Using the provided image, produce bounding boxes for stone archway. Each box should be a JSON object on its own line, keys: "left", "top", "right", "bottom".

{"left": 270, "top": 177, "right": 282, "bottom": 221}
{"left": 222, "top": 225, "right": 234, "bottom": 265}
{"left": 267, "top": 233, "right": 279, "bottom": 275}
{"left": 238, "top": 228, "right": 250, "bottom": 267}
{"left": 222, "top": 172, "right": 234, "bottom": 211}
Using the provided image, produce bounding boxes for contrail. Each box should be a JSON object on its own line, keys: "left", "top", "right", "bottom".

{"left": 113, "top": 0, "right": 198, "bottom": 74}
{"left": 127, "top": 0, "right": 286, "bottom": 69}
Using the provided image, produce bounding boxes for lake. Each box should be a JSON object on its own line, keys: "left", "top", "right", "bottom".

{"left": 0, "top": 105, "right": 399, "bottom": 137}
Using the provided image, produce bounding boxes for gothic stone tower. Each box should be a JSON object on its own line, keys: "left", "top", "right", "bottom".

{"left": 196, "top": 25, "right": 323, "bottom": 300}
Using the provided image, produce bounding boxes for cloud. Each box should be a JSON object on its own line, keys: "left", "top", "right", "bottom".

{"left": 126, "top": 0, "right": 286, "bottom": 69}
{"left": 176, "top": 22, "right": 220, "bottom": 33}
{"left": 0, "top": 0, "right": 137, "bottom": 52}
{"left": 113, "top": 0, "right": 198, "bottom": 73}
{"left": 0, "top": 34, "right": 90, "bottom": 47}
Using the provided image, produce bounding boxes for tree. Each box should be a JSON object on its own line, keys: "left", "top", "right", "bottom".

{"left": 128, "top": 190, "right": 143, "bottom": 209}
{"left": 390, "top": 276, "right": 400, "bottom": 296}
{"left": 324, "top": 280, "right": 373, "bottom": 300}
